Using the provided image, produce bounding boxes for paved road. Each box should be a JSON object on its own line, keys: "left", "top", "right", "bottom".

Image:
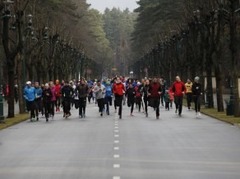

{"left": 0, "top": 103, "right": 240, "bottom": 179}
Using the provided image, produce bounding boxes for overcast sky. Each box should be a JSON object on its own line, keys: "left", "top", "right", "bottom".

{"left": 87, "top": 0, "right": 138, "bottom": 12}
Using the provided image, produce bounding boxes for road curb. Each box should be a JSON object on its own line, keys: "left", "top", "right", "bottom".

{"left": 0, "top": 113, "right": 29, "bottom": 130}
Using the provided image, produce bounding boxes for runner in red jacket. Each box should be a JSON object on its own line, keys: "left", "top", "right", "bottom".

{"left": 55, "top": 80, "right": 62, "bottom": 112}
{"left": 113, "top": 77, "right": 125, "bottom": 119}
{"left": 148, "top": 78, "right": 162, "bottom": 119}
{"left": 171, "top": 76, "right": 186, "bottom": 116}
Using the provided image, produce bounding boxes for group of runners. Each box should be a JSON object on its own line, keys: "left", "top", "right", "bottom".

{"left": 23, "top": 75, "right": 202, "bottom": 122}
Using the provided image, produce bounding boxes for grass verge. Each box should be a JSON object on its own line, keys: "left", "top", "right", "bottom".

{"left": 201, "top": 108, "right": 240, "bottom": 125}
{"left": 0, "top": 113, "right": 29, "bottom": 130}
{"left": 183, "top": 99, "right": 240, "bottom": 125}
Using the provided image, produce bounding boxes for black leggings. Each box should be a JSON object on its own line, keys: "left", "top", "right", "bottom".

{"left": 174, "top": 96, "right": 183, "bottom": 114}
{"left": 193, "top": 95, "right": 201, "bottom": 113}
{"left": 79, "top": 97, "right": 87, "bottom": 115}
{"left": 115, "top": 95, "right": 123, "bottom": 117}
{"left": 144, "top": 98, "right": 148, "bottom": 114}
{"left": 97, "top": 98, "right": 104, "bottom": 113}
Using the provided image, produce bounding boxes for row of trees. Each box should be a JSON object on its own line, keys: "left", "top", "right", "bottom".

{"left": 131, "top": 0, "right": 240, "bottom": 117}
{"left": 103, "top": 8, "right": 137, "bottom": 76}
{"left": 0, "top": 0, "right": 113, "bottom": 117}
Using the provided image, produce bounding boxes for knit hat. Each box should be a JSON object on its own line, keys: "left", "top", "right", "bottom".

{"left": 194, "top": 76, "right": 200, "bottom": 81}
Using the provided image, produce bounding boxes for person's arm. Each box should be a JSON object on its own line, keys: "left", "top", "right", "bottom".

{"left": 158, "top": 84, "right": 162, "bottom": 94}
{"left": 122, "top": 84, "right": 126, "bottom": 94}
{"left": 171, "top": 83, "right": 175, "bottom": 93}
{"left": 182, "top": 82, "right": 186, "bottom": 94}
{"left": 23, "top": 88, "right": 28, "bottom": 101}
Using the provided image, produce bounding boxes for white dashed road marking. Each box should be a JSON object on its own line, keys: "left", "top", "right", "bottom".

{"left": 114, "top": 154, "right": 120, "bottom": 158}
{"left": 114, "top": 140, "right": 120, "bottom": 144}
{"left": 113, "top": 164, "right": 120, "bottom": 168}
{"left": 114, "top": 114, "right": 120, "bottom": 179}
{"left": 114, "top": 147, "right": 119, "bottom": 150}
{"left": 113, "top": 176, "right": 121, "bottom": 179}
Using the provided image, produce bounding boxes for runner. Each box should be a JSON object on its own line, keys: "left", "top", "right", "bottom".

{"left": 185, "top": 79, "right": 193, "bottom": 110}
{"left": 34, "top": 82, "right": 43, "bottom": 121}
{"left": 126, "top": 82, "right": 136, "bottom": 116}
{"left": 61, "top": 81, "right": 74, "bottom": 118}
{"left": 171, "top": 76, "right": 186, "bottom": 117}
{"left": 24, "top": 81, "right": 36, "bottom": 122}
{"left": 192, "top": 76, "right": 202, "bottom": 118}
{"left": 55, "top": 80, "right": 62, "bottom": 112}
{"left": 113, "top": 77, "right": 125, "bottom": 119}
{"left": 76, "top": 79, "right": 89, "bottom": 118}
{"left": 104, "top": 80, "right": 113, "bottom": 115}
{"left": 49, "top": 81, "right": 56, "bottom": 118}
{"left": 42, "top": 83, "right": 52, "bottom": 122}
{"left": 141, "top": 79, "right": 150, "bottom": 117}
{"left": 148, "top": 77, "right": 162, "bottom": 119}
{"left": 94, "top": 80, "right": 105, "bottom": 117}
{"left": 135, "top": 82, "right": 142, "bottom": 112}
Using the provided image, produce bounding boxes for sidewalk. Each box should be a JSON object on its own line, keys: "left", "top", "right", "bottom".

{"left": 1, "top": 101, "right": 28, "bottom": 130}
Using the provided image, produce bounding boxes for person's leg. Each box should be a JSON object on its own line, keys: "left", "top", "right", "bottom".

{"left": 186, "top": 94, "right": 189, "bottom": 109}
{"left": 100, "top": 98, "right": 104, "bottom": 116}
{"left": 55, "top": 98, "right": 58, "bottom": 111}
{"left": 35, "top": 100, "right": 39, "bottom": 120}
{"left": 67, "top": 100, "right": 71, "bottom": 116}
{"left": 118, "top": 96, "right": 123, "bottom": 118}
{"left": 189, "top": 93, "right": 192, "bottom": 109}
{"left": 197, "top": 96, "right": 201, "bottom": 112}
{"left": 51, "top": 101, "right": 55, "bottom": 117}
{"left": 27, "top": 101, "right": 32, "bottom": 120}
{"left": 144, "top": 98, "right": 148, "bottom": 116}
{"left": 79, "top": 99, "right": 83, "bottom": 117}
{"left": 106, "top": 99, "right": 110, "bottom": 115}
{"left": 193, "top": 96, "right": 197, "bottom": 113}
{"left": 138, "top": 99, "right": 141, "bottom": 112}
{"left": 174, "top": 96, "right": 179, "bottom": 113}
{"left": 130, "top": 101, "right": 134, "bottom": 115}
{"left": 161, "top": 94, "right": 164, "bottom": 106}
{"left": 45, "top": 103, "right": 49, "bottom": 121}
{"left": 166, "top": 102, "right": 169, "bottom": 110}
{"left": 83, "top": 98, "right": 86, "bottom": 117}
{"left": 30, "top": 101, "right": 36, "bottom": 119}
{"left": 178, "top": 96, "right": 183, "bottom": 115}
{"left": 62, "top": 100, "right": 66, "bottom": 115}
{"left": 97, "top": 99, "right": 101, "bottom": 113}
{"left": 155, "top": 99, "right": 160, "bottom": 118}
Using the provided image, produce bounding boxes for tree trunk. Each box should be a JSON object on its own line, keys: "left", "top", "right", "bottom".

{"left": 7, "top": 64, "right": 15, "bottom": 118}
{"left": 205, "top": 63, "right": 214, "bottom": 108}
{"left": 215, "top": 64, "right": 224, "bottom": 112}
{"left": 16, "top": 55, "right": 26, "bottom": 114}
{"left": 233, "top": 73, "right": 240, "bottom": 117}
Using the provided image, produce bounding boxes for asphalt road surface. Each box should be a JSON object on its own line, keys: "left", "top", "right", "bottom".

{"left": 0, "top": 103, "right": 240, "bottom": 179}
